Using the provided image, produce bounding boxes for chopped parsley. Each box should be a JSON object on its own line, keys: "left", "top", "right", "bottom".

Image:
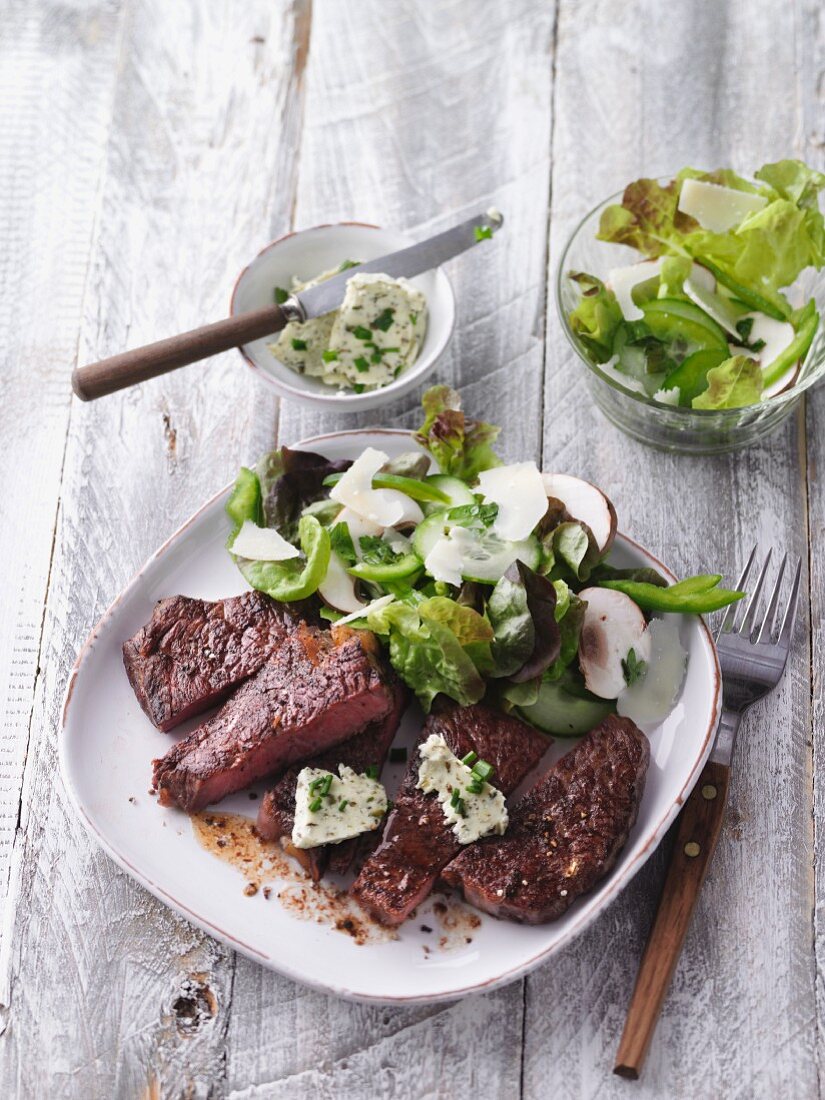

{"left": 622, "top": 647, "right": 648, "bottom": 687}
{"left": 330, "top": 522, "right": 357, "bottom": 566}
{"left": 352, "top": 325, "right": 373, "bottom": 341}
{"left": 354, "top": 356, "right": 370, "bottom": 372}
{"left": 734, "top": 317, "right": 766, "bottom": 353}
{"left": 322, "top": 349, "right": 339, "bottom": 363}
{"left": 474, "top": 225, "right": 493, "bottom": 242}
{"left": 353, "top": 383, "right": 366, "bottom": 393}
{"left": 337, "top": 259, "right": 360, "bottom": 272}
{"left": 274, "top": 286, "right": 289, "bottom": 304}
{"left": 291, "top": 338, "right": 308, "bottom": 352}
{"left": 371, "top": 308, "right": 395, "bottom": 332}
{"left": 359, "top": 535, "right": 402, "bottom": 565}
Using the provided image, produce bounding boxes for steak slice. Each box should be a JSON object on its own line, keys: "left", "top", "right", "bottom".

{"left": 123, "top": 592, "right": 317, "bottom": 731}
{"left": 441, "top": 715, "right": 649, "bottom": 924}
{"left": 350, "top": 703, "right": 548, "bottom": 927}
{"left": 256, "top": 680, "right": 407, "bottom": 881}
{"left": 152, "top": 625, "right": 394, "bottom": 812}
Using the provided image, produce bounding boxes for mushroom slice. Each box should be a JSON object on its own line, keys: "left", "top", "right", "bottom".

{"left": 541, "top": 474, "right": 618, "bottom": 556}
{"left": 318, "top": 551, "right": 364, "bottom": 614}
{"left": 577, "top": 587, "right": 650, "bottom": 699}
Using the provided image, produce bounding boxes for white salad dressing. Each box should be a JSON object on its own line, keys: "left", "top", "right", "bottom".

{"left": 270, "top": 267, "right": 427, "bottom": 391}
{"left": 292, "top": 765, "right": 387, "bottom": 850}
{"left": 416, "top": 733, "right": 508, "bottom": 845}
{"left": 617, "top": 616, "right": 688, "bottom": 725}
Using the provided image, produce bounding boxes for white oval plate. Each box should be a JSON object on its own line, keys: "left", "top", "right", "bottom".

{"left": 61, "top": 430, "right": 721, "bottom": 1004}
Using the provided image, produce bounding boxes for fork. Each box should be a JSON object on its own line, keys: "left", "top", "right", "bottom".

{"left": 613, "top": 547, "right": 802, "bottom": 1080}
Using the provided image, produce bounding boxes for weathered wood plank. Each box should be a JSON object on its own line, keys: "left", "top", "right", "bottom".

{"left": 0, "top": 2, "right": 310, "bottom": 1096}
{"left": 0, "top": 0, "right": 126, "bottom": 963}
{"left": 526, "top": 1, "right": 816, "bottom": 1097}
{"left": 224, "top": 0, "right": 556, "bottom": 1095}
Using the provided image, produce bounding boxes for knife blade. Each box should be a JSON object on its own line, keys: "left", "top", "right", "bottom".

{"left": 285, "top": 209, "right": 504, "bottom": 322}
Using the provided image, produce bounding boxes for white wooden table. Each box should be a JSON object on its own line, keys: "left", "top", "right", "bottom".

{"left": 1, "top": 1, "right": 822, "bottom": 1095}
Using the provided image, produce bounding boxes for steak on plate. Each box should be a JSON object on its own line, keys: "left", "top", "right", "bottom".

{"left": 152, "top": 625, "right": 394, "bottom": 813}
{"left": 441, "top": 715, "right": 649, "bottom": 923}
{"left": 349, "top": 702, "right": 548, "bottom": 927}
{"left": 123, "top": 592, "right": 317, "bottom": 731}
{"left": 256, "top": 679, "right": 407, "bottom": 881}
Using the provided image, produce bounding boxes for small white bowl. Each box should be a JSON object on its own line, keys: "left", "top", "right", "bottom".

{"left": 230, "top": 222, "right": 456, "bottom": 412}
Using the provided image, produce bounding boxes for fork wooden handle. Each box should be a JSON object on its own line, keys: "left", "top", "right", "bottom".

{"left": 71, "top": 304, "right": 289, "bottom": 400}
{"left": 614, "top": 759, "right": 731, "bottom": 1079}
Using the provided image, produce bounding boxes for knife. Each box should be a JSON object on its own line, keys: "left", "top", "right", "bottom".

{"left": 71, "top": 210, "right": 504, "bottom": 401}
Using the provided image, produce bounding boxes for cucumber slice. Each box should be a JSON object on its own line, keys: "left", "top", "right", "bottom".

{"left": 642, "top": 298, "right": 729, "bottom": 351}
{"left": 420, "top": 475, "right": 476, "bottom": 516}
{"left": 518, "top": 675, "right": 614, "bottom": 737}
{"left": 412, "top": 511, "right": 540, "bottom": 583}
{"left": 662, "top": 347, "right": 728, "bottom": 406}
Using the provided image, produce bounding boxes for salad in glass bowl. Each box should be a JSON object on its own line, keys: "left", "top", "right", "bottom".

{"left": 223, "top": 387, "right": 743, "bottom": 734}
{"left": 559, "top": 160, "right": 825, "bottom": 452}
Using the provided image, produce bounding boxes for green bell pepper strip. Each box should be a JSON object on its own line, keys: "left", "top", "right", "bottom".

{"left": 348, "top": 553, "right": 423, "bottom": 584}
{"left": 225, "top": 466, "right": 262, "bottom": 539}
{"left": 693, "top": 257, "right": 789, "bottom": 321}
{"left": 322, "top": 470, "right": 450, "bottom": 504}
{"left": 237, "top": 515, "right": 330, "bottom": 601}
{"left": 763, "top": 305, "right": 819, "bottom": 388}
{"left": 598, "top": 576, "right": 744, "bottom": 613}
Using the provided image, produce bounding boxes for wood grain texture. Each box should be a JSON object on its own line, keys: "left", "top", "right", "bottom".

{"left": 0, "top": 0, "right": 821, "bottom": 1096}
{"left": 0, "top": 0, "right": 127, "bottom": 970}
{"left": 614, "top": 760, "right": 732, "bottom": 1079}
{"left": 0, "top": 1, "right": 310, "bottom": 1096}
{"left": 528, "top": 1, "right": 817, "bottom": 1097}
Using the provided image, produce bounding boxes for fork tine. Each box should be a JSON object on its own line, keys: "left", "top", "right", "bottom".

{"left": 739, "top": 548, "right": 773, "bottom": 637}
{"left": 756, "top": 553, "right": 787, "bottom": 643}
{"left": 777, "top": 557, "right": 802, "bottom": 650}
{"left": 716, "top": 544, "right": 758, "bottom": 639}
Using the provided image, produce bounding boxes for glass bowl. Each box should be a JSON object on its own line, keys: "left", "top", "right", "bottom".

{"left": 555, "top": 183, "right": 825, "bottom": 454}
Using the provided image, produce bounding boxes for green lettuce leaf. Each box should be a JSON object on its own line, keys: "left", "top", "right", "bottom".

{"left": 234, "top": 514, "right": 330, "bottom": 602}
{"left": 755, "top": 159, "right": 825, "bottom": 210}
{"left": 543, "top": 593, "right": 587, "bottom": 682}
{"left": 692, "top": 355, "right": 763, "bottom": 409}
{"left": 597, "top": 162, "right": 825, "bottom": 319}
{"left": 414, "top": 385, "right": 501, "bottom": 482}
{"left": 487, "top": 563, "right": 561, "bottom": 684}
{"left": 567, "top": 272, "right": 623, "bottom": 363}
{"left": 366, "top": 599, "right": 486, "bottom": 711}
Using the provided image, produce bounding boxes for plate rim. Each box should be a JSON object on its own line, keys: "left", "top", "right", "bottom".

{"left": 60, "top": 428, "right": 722, "bottom": 1004}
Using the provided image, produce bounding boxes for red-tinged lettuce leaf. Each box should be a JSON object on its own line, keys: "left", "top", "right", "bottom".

{"left": 256, "top": 447, "right": 351, "bottom": 542}
{"left": 414, "top": 385, "right": 501, "bottom": 482}
{"left": 691, "top": 355, "right": 763, "bottom": 410}
{"left": 488, "top": 562, "right": 561, "bottom": 684}
{"left": 597, "top": 177, "right": 696, "bottom": 258}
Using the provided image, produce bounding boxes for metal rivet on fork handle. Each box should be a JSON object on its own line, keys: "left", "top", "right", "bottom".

{"left": 684, "top": 842, "right": 701, "bottom": 858}
{"left": 701, "top": 784, "right": 717, "bottom": 800}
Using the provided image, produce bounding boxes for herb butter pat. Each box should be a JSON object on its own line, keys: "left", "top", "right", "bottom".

{"left": 416, "top": 733, "right": 508, "bottom": 845}
{"left": 292, "top": 765, "right": 388, "bottom": 850}
{"left": 270, "top": 265, "right": 427, "bottom": 392}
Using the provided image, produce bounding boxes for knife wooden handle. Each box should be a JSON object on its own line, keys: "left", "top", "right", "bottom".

{"left": 614, "top": 759, "right": 731, "bottom": 1080}
{"left": 71, "top": 304, "right": 289, "bottom": 401}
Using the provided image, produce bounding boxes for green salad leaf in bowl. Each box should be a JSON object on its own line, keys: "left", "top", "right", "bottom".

{"left": 560, "top": 160, "right": 825, "bottom": 451}
{"left": 223, "top": 388, "right": 744, "bottom": 734}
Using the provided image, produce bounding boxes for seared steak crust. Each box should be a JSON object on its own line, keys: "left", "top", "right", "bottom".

{"left": 350, "top": 703, "right": 548, "bottom": 927}
{"left": 256, "top": 680, "right": 407, "bottom": 880}
{"left": 442, "top": 715, "right": 649, "bottom": 923}
{"left": 123, "top": 592, "right": 316, "bottom": 731}
{"left": 152, "top": 626, "right": 393, "bottom": 812}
